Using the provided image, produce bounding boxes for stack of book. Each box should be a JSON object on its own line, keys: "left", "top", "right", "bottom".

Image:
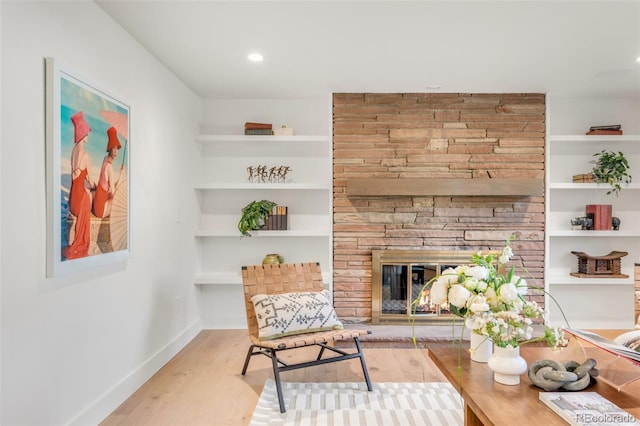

{"left": 586, "top": 124, "right": 623, "bottom": 135}
{"left": 572, "top": 173, "right": 595, "bottom": 183}
{"left": 263, "top": 205, "right": 288, "bottom": 230}
{"left": 586, "top": 204, "right": 612, "bottom": 230}
{"left": 244, "top": 122, "right": 273, "bottom": 135}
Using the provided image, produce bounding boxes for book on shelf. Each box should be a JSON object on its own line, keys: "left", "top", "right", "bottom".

{"left": 244, "top": 129, "right": 273, "bottom": 135}
{"left": 573, "top": 174, "right": 595, "bottom": 183}
{"left": 264, "top": 213, "right": 277, "bottom": 231}
{"left": 262, "top": 205, "right": 288, "bottom": 231}
{"left": 589, "top": 124, "right": 622, "bottom": 131}
{"left": 277, "top": 205, "right": 288, "bottom": 230}
{"left": 563, "top": 329, "right": 640, "bottom": 364}
{"left": 586, "top": 204, "right": 612, "bottom": 230}
{"left": 244, "top": 122, "right": 273, "bottom": 130}
{"left": 539, "top": 392, "right": 639, "bottom": 425}
{"left": 586, "top": 129, "right": 624, "bottom": 135}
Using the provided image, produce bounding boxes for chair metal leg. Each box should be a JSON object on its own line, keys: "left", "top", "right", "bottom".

{"left": 354, "top": 337, "right": 373, "bottom": 391}
{"left": 270, "top": 348, "right": 287, "bottom": 413}
{"left": 241, "top": 344, "right": 256, "bottom": 375}
{"left": 243, "top": 337, "right": 372, "bottom": 413}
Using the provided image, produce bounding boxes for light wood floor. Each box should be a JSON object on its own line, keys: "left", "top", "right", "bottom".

{"left": 100, "top": 330, "right": 448, "bottom": 426}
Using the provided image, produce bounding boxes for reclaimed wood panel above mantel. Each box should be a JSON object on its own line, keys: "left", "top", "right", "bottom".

{"left": 346, "top": 178, "right": 543, "bottom": 197}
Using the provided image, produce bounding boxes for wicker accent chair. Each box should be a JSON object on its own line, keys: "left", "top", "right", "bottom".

{"left": 241, "top": 262, "right": 372, "bottom": 413}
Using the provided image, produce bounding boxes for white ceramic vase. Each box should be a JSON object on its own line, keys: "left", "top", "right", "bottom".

{"left": 469, "top": 333, "right": 493, "bottom": 363}
{"left": 487, "top": 345, "right": 527, "bottom": 385}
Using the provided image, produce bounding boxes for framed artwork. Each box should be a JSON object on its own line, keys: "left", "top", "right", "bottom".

{"left": 45, "top": 58, "right": 130, "bottom": 276}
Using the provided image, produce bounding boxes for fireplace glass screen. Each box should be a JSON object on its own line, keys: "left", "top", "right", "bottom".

{"left": 381, "top": 263, "right": 455, "bottom": 317}
{"left": 372, "top": 250, "right": 478, "bottom": 323}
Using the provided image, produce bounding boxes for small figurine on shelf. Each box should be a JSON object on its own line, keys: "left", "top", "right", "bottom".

{"left": 268, "top": 166, "right": 278, "bottom": 182}
{"left": 246, "top": 164, "right": 292, "bottom": 183}
{"left": 277, "top": 166, "right": 292, "bottom": 182}
{"left": 612, "top": 216, "right": 621, "bottom": 230}
{"left": 570, "top": 218, "right": 583, "bottom": 230}
{"left": 570, "top": 217, "right": 593, "bottom": 230}
{"left": 257, "top": 165, "right": 267, "bottom": 182}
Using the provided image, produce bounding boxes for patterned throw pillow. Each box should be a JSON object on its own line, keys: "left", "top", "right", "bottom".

{"left": 251, "top": 289, "right": 344, "bottom": 340}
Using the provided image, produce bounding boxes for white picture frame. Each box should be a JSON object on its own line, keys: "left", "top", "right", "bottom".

{"left": 45, "top": 57, "right": 131, "bottom": 276}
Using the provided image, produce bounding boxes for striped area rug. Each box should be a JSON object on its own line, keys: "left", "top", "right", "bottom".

{"left": 250, "top": 380, "right": 463, "bottom": 425}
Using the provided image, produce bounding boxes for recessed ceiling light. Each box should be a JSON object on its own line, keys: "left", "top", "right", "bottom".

{"left": 426, "top": 85, "right": 441, "bottom": 90}
{"left": 636, "top": 56, "right": 640, "bottom": 63}
{"left": 248, "top": 53, "right": 264, "bottom": 62}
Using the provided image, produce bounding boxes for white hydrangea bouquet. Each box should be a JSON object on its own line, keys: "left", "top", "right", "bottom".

{"left": 413, "top": 236, "right": 568, "bottom": 350}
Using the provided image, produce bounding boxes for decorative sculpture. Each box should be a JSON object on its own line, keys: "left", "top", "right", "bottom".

{"left": 246, "top": 164, "right": 292, "bottom": 183}
{"left": 529, "top": 358, "right": 598, "bottom": 391}
{"left": 570, "top": 250, "right": 628, "bottom": 278}
{"left": 612, "top": 216, "right": 621, "bottom": 230}
{"left": 570, "top": 216, "right": 621, "bottom": 231}
{"left": 277, "top": 166, "right": 292, "bottom": 182}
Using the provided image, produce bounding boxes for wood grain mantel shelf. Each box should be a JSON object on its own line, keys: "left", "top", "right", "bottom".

{"left": 346, "top": 178, "right": 543, "bottom": 197}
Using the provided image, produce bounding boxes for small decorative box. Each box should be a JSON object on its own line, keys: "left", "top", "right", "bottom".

{"left": 273, "top": 126, "right": 293, "bottom": 136}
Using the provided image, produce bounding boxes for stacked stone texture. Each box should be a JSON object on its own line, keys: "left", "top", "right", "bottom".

{"left": 333, "top": 93, "right": 546, "bottom": 322}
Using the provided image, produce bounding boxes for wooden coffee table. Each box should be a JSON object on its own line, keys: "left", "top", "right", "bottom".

{"left": 428, "top": 340, "right": 640, "bottom": 426}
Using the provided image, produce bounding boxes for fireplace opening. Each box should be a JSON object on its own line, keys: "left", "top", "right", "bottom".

{"left": 371, "top": 249, "right": 480, "bottom": 324}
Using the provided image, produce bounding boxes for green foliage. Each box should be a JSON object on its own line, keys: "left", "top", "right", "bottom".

{"left": 591, "top": 150, "right": 632, "bottom": 196}
{"left": 238, "top": 200, "right": 277, "bottom": 237}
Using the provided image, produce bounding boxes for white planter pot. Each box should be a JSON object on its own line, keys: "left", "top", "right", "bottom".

{"left": 469, "top": 333, "right": 493, "bottom": 363}
{"left": 487, "top": 345, "right": 528, "bottom": 385}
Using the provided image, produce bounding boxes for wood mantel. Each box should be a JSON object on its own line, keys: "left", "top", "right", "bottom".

{"left": 346, "top": 178, "right": 543, "bottom": 197}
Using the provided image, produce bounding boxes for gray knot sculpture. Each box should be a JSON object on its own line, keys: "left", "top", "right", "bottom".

{"left": 528, "top": 359, "right": 598, "bottom": 391}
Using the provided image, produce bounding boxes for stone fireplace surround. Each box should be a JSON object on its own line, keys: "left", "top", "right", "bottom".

{"left": 332, "top": 93, "right": 546, "bottom": 323}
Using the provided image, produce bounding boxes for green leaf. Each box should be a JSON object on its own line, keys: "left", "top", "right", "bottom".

{"left": 238, "top": 199, "right": 278, "bottom": 236}
{"left": 591, "top": 149, "right": 632, "bottom": 196}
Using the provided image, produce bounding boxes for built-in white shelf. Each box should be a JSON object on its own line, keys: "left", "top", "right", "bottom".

{"left": 194, "top": 229, "right": 330, "bottom": 237}
{"left": 545, "top": 110, "right": 639, "bottom": 329}
{"left": 196, "top": 134, "right": 329, "bottom": 143}
{"left": 549, "top": 183, "right": 640, "bottom": 189}
{"left": 548, "top": 230, "right": 640, "bottom": 237}
{"left": 547, "top": 268, "right": 635, "bottom": 285}
{"left": 549, "top": 135, "right": 640, "bottom": 142}
{"left": 194, "top": 182, "right": 330, "bottom": 190}
{"left": 194, "top": 130, "right": 333, "bottom": 292}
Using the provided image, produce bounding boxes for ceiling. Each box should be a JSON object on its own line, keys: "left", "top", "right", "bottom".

{"left": 96, "top": 0, "right": 640, "bottom": 100}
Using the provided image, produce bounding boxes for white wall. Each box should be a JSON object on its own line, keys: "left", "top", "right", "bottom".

{"left": 1, "top": 2, "right": 202, "bottom": 424}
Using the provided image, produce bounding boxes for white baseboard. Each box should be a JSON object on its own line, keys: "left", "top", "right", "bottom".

{"left": 68, "top": 319, "right": 202, "bottom": 425}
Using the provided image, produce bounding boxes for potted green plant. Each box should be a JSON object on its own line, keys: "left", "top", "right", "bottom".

{"left": 238, "top": 200, "right": 277, "bottom": 237}
{"left": 591, "top": 150, "right": 632, "bottom": 196}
